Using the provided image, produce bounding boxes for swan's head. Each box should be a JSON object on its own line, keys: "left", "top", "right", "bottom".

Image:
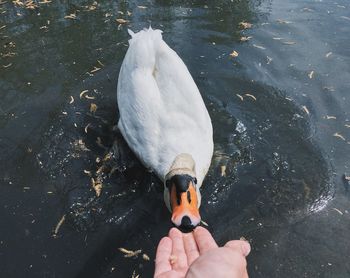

{"left": 164, "top": 154, "right": 201, "bottom": 232}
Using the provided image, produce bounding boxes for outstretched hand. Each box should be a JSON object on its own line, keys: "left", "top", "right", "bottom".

{"left": 154, "top": 227, "right": 250, "bottom": 278}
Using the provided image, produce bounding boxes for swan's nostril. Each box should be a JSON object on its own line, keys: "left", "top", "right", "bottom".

{"left": 178, "top": 216, "right": 195, "bottom": 233}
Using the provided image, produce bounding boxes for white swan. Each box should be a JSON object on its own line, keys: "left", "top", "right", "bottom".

{"left": 117, "top": 28, "right": 213, "bottom": 230}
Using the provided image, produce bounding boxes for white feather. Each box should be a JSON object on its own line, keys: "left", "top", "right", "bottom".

{"left": 117, "top": 28, "right": 213, "bottom": 187}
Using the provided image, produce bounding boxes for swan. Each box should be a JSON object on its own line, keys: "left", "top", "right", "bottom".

{"left": 117, "top": 27, "right": 213, "bottom": 231}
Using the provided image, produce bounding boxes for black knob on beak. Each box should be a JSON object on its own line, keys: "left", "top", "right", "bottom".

{"left": 178, "top": 216, "right": 195, "bottom": 233}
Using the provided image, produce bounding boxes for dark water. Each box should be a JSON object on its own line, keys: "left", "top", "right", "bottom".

{"left": 1, "top": 0, "right": 349, "bottom": 277}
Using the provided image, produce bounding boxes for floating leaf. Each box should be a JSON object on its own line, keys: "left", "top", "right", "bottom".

{"left": 200, "top": 220, "right": 209, "bottom": 226}
{"left": 84, "top": 123, "right": 91, "bottom": 133}
{"left": 239, "top": 21, "right": 252, "bottom": 29}
{"left": 276, "top": 19, "right": 292, "bottom": 24}
{"left": 90, "top": 103, "right": 97, "bottom": 113}
{"left": 220, "top": 165, "right": 226, "bottom": 177}
{"left": 332, "top": 208, "right": 343, "bottom": 215}
{"left": 64, "top": 13, "right": 77, "bottom": 20}
{"left": 116, "top": 18, "right": 128, "bottom": 24}
{"left": 325, "top": 52, "right": 332, "bottom": 58}
{"left": 302, "top": 105, "right": 310, "bottom": 115}
{"left": 90, "top": 66, "right": 101, "bottom": 73}
{"left": 91, "top": 177, "right": 102, "bottom": 197}
{"left": 229, "top": 50, "right": 239, "bottom": 58}
{"left": 236, "top": 94, "right": 244, "bottom": 101}
{"left": 118, "top": 248, "right": 142, "bottom": 258}
{"left": 253, "top": 44, "right": 266, "bottom": 50}
{"left": 245, "top": 93, "right": 257, "bottom": 101}
{"left": 333, "top": 133, "right": 346, "bottom": 141}
{"left": 240, "top": 36, "right": 252, "bottom": 42}
{"left": 142, "top": 253, "right": 150, "bottom": 261}
{"left": 53, "top": 215, "right": 66, "bottom": 238}
{"left": 308, "top": 70, "right": 314, "bottom": 79}
{"left": 69, "top": 96, "right": 74, "bottom": 104}
{"left": 79, "top": 90, "right": 89, "bottom": 99}
{"left": 137, "top": 5, "right": 147, "bottom": 9}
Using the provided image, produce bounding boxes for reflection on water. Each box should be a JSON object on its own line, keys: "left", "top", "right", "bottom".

{"left": 1, "top": 0, "right": 349, "bottom": 277}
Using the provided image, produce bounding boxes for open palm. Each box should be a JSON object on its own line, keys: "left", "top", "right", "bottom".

{"left": 154, "top": 227, "right": 250, "bottom": 278}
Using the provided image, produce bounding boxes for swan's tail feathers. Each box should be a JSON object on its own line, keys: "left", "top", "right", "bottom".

{"left": 128, "top": 28, "right": 163, "bottom": 46}
{"left": 128, "top": 29, "right": 135, "bottom": 38}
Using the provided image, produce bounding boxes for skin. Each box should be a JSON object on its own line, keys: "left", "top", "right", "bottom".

{"left": 154, "top": 227, "right": 250, "bottom": 278}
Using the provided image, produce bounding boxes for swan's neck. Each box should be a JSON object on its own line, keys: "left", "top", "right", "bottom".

{"left": 165, "top": 153, "right": 196, "bottom": 181}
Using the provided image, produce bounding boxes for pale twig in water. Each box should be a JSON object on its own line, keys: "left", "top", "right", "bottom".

{"left": 53, "top": 215, "right": 66, "bottom": 238}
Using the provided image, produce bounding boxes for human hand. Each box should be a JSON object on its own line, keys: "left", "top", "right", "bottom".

{"left": 154, "top": 227, "right": 250, "bottom": 278}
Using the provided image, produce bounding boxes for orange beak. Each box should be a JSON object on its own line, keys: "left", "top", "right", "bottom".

{"left": 170, "top": 182, "right": 201, "bottom": 229}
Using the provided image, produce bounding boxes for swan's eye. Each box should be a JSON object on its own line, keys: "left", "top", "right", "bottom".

{"left": 187, "top": 191, "right": 191, "bottom": 203}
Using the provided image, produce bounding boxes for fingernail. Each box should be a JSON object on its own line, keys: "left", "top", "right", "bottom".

{"left": 241, "top": 241, "right": 251, "bottom": 256}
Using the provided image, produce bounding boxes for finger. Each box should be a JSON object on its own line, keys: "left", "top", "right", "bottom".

{"left": 169, "top": 227, "right": 188, "bottom": 270}
{"left": 193, "top": 226, "right": 218, "bottom": 254}
{"left": 183, "top": 232, "right": 200, "bottom": 265}
{"left": 224, "top": 240, "right": 251, "bottom": 257}
{"left": 154, "top": 237, "right": 172, "bottom": 277}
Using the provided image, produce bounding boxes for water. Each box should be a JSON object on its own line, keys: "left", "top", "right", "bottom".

{"left": 1, "top": 0, "right": 349, "bottom": 277}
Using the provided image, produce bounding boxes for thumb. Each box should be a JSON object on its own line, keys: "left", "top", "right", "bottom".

{"left": 224, "top": 240, "right": 251, "bottom": 257}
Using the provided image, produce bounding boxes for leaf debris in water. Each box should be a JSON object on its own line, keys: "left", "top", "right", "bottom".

{"left": 84, "top": 123, "right": 91, "bottom": 133}
{"left": 340, "top": 16, "right": 350, "bottom": 21}
{"left": 137, "top": 5, "right": 147, "bottom": 9}
{"left": 80, "top": 90, "right": 89, "bottom": 99}
{"left": 239, "top": 21, "right": 252, "bottom": 29}
{"left": 333, "top": 133, "right": 346, "bottom": 141}
{"left": 245, "top": 93, "right": 257, "bottom": 101}
{"left": 220, "top": 165, "right": 226, "bottom": 177}
{"left": 131, "top": 270, "right": 139, "bottom": 278}
{"left": 229, "top": 50, "right": 239, "bottom": 58}
{"left": 73, "top": 139, "right": 90, "bottom": 151}
{"left": 118, "top": 248, "right": 142, "bottom": 258}
{"left": 276, "top": 19, "right": 292, "bottom": 24}
{"left": 283, "top": 41, "right": 296, "bottom": 45}
{"left": 345, "top": 124, "right": 350, "bottom": 128}
{"left": 200, "top": 220, "right": 209, "bottom": 226}
{"left": 325, "top": 115, "right": 336, "bottom": 120}
{"left": 53, "top": 215, "right": 66, "bottom": 238}
{"left": 253, "top": 44, "right": 266, "bottom": 50}
{"left": 83, "top": 169, "right": 92, "bottom": 176}
{"left": 64, "top": 13, "right": 77, "bottom": 20}
{"left": 90, "top": 103, "right": 97, "bottom": 113}
{"left": 308, "top": 70, "right": 314, "bottom": 79}
{"left": 325, "top": 52, "right": 332, "bottom": 58}
{"left": 332, "top": 208, "right": 343, "bottom": 215}
{"left": 116, "top": 18, "right": 128, "bottom": 24}
{"left": 69, "top": 96, "right": 74, "bottom": 104}
{"left": 240, "top": 36, "right": 252, "bottom": 42}
{"left": 302, "top": 105, "right": 310, "bottom": 115}
{"left": 90, "top": 66, "right": 101, "bottom": 73}
{"left": 91, "top": 177, "right": 102, "bottom": 197}
{"left": 142, "top": 253, "right": 150, "bottom": 261}
{"left": 97, "top": 60, "right": 104, "bottom": 67}
{"left": 236, "top": 94, "right": 244, "bottom": 101}
{"left": 267, "top": 56, "right": 273, "bottom": 64}
{"left": 2, "top": 63, "right": 12, "bottom": 68}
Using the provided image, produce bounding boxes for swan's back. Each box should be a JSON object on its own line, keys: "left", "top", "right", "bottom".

{"left": 117, "top": 28, "right": 213, "bottom": 185}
